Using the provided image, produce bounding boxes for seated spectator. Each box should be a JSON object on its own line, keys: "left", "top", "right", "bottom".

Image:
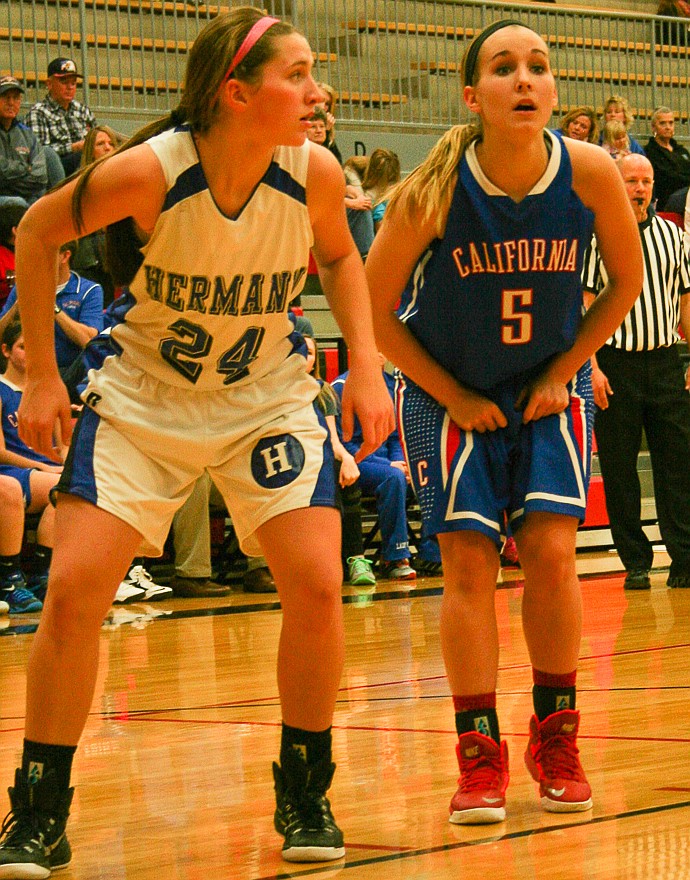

{"left": 0, "top": 239, "right": 104, "bottom": 373}
{"left": 0, "top": 474, "right": 32, "bottom": 615}
{"left": 317, "top": 82, "right": 342, "bottom": 164}
{"left": 599, "top": 95, "right": 645, "bottom": 155}
{"left": 601, "top": 119, "right": 631, "bottom": 160}
{"left": 0, "top": 75, "right": 49, "bottom": 208}
{"left": 656, "top": 0, "right": 690, "bottom": 45}
{"left": 343, "top": 155, "right": 374, "bottom": 260}
{"left": 304, "top": 334, "right": 374, "bottom": 586}
{"left": 644, "top": 106, "right": 690, "bottom": 209}
{"left": 559, "top": 106, "right": 599, "bottom": 144}
{"left": 71, "top": 125, "right": 124, "bottom": 307}
{"left": 362, "top": 149, "right": 401, "bottom": 232}
{"left": 307, "top": 107, "right": 329, "bottom": 148}
{"left": 0, "top": 203, "right": 25, "bottom": 313}
{"left": 332, "top": 356, "right": 416, "bottom": 581}
{"left": 169, "top": 473, "right": 234, "bottom": 598}
{"left": 0, "top": 320, "right": 62, "bottom": 613}
{"left": 25, "top": 57, "right": 97, "bottom": 174}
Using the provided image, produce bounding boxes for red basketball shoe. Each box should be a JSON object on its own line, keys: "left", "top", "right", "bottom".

{"left": 524, "top": 710, "right": 593, "bottom": 812}
{"left": 449, "top": 732, "right": 509, "bottom": 824}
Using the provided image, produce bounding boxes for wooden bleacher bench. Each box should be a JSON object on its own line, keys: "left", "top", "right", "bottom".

{"left": 39, "top": 0, "right": 231, "bottom": 17}
{"left": 0, "top": 28, "right": 337, "bottom": 64}
{"left": 344, "top": 18, "right": 690, "bottom": 61}
{"left": 337, "top": 90, "right": 407, "bottom": 108}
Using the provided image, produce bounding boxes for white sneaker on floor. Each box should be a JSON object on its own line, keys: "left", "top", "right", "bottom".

{"left": 122, "top": 565, "right": 173, "bottom": 601}
{"left": 113, "top": 580, "right": 146, "bottom": 605}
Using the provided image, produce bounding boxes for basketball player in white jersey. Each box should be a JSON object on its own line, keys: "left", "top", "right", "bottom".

{"left": 0, "top": 9, "right": 393, "bottom": 876}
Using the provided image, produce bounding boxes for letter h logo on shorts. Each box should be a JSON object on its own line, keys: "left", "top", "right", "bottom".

{"left": 251, "top": 433, "right": 305, "bottom": 489}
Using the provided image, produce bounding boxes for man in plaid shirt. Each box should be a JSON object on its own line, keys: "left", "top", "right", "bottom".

{"left": 26, "top": 58, "right": 96, "bottom": 175}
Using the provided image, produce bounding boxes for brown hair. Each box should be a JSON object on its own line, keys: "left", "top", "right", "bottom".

{"left": 361, "top": 149, "right": 401, "bottom": 201}
{"left": 80, "top": 125, "right": 123, "bottom": 168}
{"left": 72, "top": 7, "right": 296, "bottom": 285}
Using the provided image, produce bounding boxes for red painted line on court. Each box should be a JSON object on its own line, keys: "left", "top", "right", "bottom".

{"left": 108, "top": 715, "right": 690, "bottom": 744}
{"left": 657, "top": 786, "right": 690, "bottom": 792}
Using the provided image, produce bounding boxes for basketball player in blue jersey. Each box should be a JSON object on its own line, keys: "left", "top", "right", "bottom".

{"left": 0, "top": 8, "right": 393, "bottom": 875}
{"left": 366, "top": 20, "right": 643, "bottom": 824}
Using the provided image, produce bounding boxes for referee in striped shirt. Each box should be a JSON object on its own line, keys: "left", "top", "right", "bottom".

{"left": 582, "top": 152, "right": 690, "bottom": 590}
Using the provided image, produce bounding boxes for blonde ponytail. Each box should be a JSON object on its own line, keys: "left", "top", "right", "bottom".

{"left": 386, "top": 123, "right": 481, "bottom": 236}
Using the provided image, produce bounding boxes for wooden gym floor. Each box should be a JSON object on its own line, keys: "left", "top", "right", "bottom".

{"left": 1, "top": 547, "right": 690, "bottom": 880}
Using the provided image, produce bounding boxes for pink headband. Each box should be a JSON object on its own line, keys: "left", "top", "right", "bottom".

{"left": 223, "top": 16, "right": 280, "bottom": 81}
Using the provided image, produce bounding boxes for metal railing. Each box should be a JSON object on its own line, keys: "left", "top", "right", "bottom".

{"left": 3, "top": 0, "right": 690, "bottom": 136}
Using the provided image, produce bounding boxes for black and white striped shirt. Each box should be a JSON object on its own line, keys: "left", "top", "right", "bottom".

{"left": 582, "top": 210, "right": 690, "bottom": 350}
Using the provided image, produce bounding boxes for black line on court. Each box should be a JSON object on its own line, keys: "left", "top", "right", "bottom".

{"left": 253, "top": 799, "right": 690, "bottom": 880}
{"left": 0, "top": 566, "right": 638, "bottom": 637}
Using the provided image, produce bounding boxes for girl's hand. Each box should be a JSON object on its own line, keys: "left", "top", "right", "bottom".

{"left": 339, "top": 453, "right": 360, "bottom": 487}
{"left": 18, "top": 374, "right": 73, "bottom": 463}
{"left": 516, "top": 375, "right": 570, "bottom": 422}
{"left": 447, "top": 387, "right": 507, "bottom": 433}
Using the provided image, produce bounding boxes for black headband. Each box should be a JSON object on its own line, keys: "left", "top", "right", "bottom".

{"left": 463, "top": 19, "right": 527, "bottom": 87}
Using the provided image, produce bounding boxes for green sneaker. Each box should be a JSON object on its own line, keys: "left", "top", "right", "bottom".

{"left": 273, "top": 753, "right": 345, "bottom": 862}
{"left": 347, "top": 556, "right": 376, "bottom": 587}
{"left": 0, "top": 768, "right": 73, "bottom": 879}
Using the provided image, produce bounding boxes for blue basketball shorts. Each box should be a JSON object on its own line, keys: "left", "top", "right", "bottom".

{"left": 395, "top": 364, "right": 594, "bottom": 546}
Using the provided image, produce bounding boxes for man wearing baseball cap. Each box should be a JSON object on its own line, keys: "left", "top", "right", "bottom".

{"left": 26, "top": 57, "right": 96, "bottom": 174}
{"left": 0, "top": 75, "right": 48, "bottom": 207}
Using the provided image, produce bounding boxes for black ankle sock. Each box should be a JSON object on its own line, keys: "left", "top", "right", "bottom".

{"left": 33, "top": 545, "right": 52, "bottom": 575}
{"left": 22, "top": 739, "right": 77, "bottom": 791}
{"left": 280, "top": 723, "right": 332, "bottom": 767}
{"left": 454, "top": 708, "right": 500, "bottom": 744}
{"left": 532, "top": 685, "right": 576, "bottom": 721}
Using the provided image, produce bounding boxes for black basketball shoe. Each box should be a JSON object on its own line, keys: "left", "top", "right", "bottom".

{"left": 0, "top": 768, "right": 74, "bottom": 879}
{"left": 273, "top": 751, "right": 345, "bottom": 862}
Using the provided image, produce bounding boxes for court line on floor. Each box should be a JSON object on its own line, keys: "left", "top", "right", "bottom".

{"left": 0, "top": 567, "right": 635, "bottom": 637}
{"left": 251, "top": 799, "right": 690, "bottom": 880}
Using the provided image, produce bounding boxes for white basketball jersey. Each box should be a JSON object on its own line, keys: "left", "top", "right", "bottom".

{"left": 111, "top": 126, "right": 313, "bottom": 390}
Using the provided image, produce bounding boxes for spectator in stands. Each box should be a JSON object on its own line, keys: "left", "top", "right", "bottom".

{"left": 343, "top": 155, "right": 374, "bottom": 260}
{"left": 0, "top": 203, "right": 24, "bottom": 313}
{"left": 559, "top": 106, "right": 598, "bottom": 144}
{"left": 0, "top": 240, "right": 104, "bottom": 373}
{"left": 362, "top": 148, "right": 400, "bottom": 232}
{"left": 317, "top": 81, "right": 342, "bottom": 164}
{"left": 601, "top": 120, "right": 631, "bottom": 160}
{"left": 0, "top": 474, "right": 39, "bottom": 616}
{"left": 333, "top": 356, "right": 416, "bottom": 581}
{"left": 664, "top": 184, "right": 689, "bottom": 216}
{"left": 599, "top": 95, "right": 645, "bottom": 155}
{"left": 169, "top": 474, "right": 233, "bottom": 597}
{"left": 582, "top": 153, "right": 690, "bottom": 590}
{"left": 71, "top": 125, "right": 124, "bottom": 307}
{"left": 0, "top": 320, "right": 61, "bottom": 613}
{"left": 304, "top": 334, "right": 374, "bottom": 586}
{"left": 0, "top": 75, "right": 49, "bottom": 209}
{"left": 26, "top": 57, "right": 96, "bottom": 175}
{"left": 307, "top": 107, "right": 328, "bottom": 148}
{"left": 656, "top": 0, "right": 690, "bottom": 46}
{"left": 644, "top": 106, "right": 690, "bottom": 210}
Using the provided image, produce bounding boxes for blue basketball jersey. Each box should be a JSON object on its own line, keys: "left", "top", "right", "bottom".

{"left": 397, "top": 130, "right": 594, "bottom": 392}
{"left": 0, "top": 377, "right": 55, "bottom": 468}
